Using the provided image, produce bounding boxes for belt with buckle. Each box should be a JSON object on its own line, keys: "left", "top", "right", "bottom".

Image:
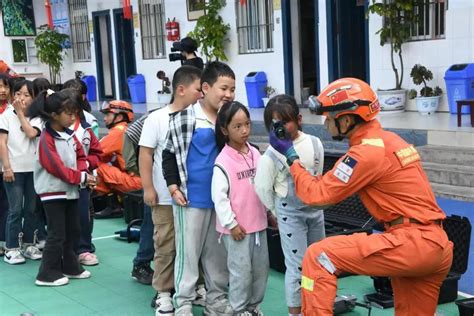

{"left": 386, "top": 217, "right": 442, "bottom": 228}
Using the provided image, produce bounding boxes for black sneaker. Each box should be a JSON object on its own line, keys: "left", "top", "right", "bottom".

{"left": 131, "top": 263, "right": 153, "bottom": 285}
{"left": 151, "top": 292, "right": 158, "bottom": 309}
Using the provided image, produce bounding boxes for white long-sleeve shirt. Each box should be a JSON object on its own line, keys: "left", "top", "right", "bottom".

{"left": 254, "top": 132, "right": 324, "bottom": 213}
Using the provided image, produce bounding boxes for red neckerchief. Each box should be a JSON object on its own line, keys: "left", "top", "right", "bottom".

{"left": 0, "top": 101, "right": 8, "bottom": 114}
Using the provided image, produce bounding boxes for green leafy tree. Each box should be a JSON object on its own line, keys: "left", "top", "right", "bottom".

{"left": 35, "top": 25, "right": 69, "bottom": 85}
{"left": 367, "top": 0, "right": 418, "bottom": 90}
{"left": 188, "top": 0, "right": 230, "bottom": 62}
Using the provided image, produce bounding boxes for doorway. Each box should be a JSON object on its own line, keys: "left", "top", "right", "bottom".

{"left": 299, "top": 0, "right": 319, "bottom": 97}
{"left": 327, "top": 0, "right": 369, "bottom": 82}
{"left": 92, "top": 10, "right": 116, "bottom": 100}
{"left": 113, "top": 8, "right": 136, "bottom": 101}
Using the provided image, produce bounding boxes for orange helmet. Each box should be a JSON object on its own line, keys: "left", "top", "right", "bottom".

{"left": 309, "top": 78, "right": 380, "bottom": 122}
{"left": 100, "top": 100, "right": 134, "bottom": 122}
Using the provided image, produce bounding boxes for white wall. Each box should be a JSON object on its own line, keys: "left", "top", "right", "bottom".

{"left": 368, "top": 1, "right": 474, "bottom": 112}
{"left": 63, "top": 0, "right": 285, "bottom": 106}
{"left": 317, "top": 0, "right": 329, "bottom": 90}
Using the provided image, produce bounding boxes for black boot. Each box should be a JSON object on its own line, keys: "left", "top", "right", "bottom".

{"left": 94, "top": 194, "right": 123, "bottom": 219}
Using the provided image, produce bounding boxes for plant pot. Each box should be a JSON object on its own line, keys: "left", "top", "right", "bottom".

{"left": 157, "top": 93, "right": 172, "bottom": 105}
{"left": 415, "top": 96, "right": 441, "bottom": 115}
{"left": 262, "top": 97, "right": 270, "bottom": 107}
{"left": 377, "top": 89, "right": 407, "bottom": 112}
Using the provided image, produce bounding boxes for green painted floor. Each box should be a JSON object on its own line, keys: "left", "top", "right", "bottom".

{"left": 0, "top": 218, "right": 462, "bottom": 315}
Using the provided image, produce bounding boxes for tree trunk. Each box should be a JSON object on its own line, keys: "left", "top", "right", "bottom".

{"left": 398, "top": 48, "right": 404, "bottom": 89}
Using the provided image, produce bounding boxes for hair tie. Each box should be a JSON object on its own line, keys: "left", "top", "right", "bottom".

{"left": 46, "top": 89, "right": 55, "bottom": 97}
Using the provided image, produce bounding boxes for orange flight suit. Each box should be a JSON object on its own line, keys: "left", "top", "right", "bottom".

{"left": 291, "top": 119, "right": 453, "bottom": 316}
{"left": 95, "top": 122, "right": 142, "bottom": 194}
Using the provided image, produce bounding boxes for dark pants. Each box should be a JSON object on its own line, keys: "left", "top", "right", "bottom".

{"left": 76, "top": 188, "right": 94, "bottom": 254}
{"left": 4, "top": 172, "right": 37, "bottom": 248}
{"left": 37, "top": 199, "right": 84, "bottom": 282}
{"left": 0, "top": 178, "right": 9, "bottom": 242}
{"left": 133, "top": 204, "right": 154, "bottom": 265}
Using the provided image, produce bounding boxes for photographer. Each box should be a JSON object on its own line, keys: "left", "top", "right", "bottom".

{"left": 169, "top": 37, "right": 204, "bottom": 70}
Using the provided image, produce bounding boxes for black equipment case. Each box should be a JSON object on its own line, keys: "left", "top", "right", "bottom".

{"left": 366, "top": 215, "right": 471, "bottom": 307}
{"left": 267, "top": 153, "right": 376, "bottom": 273}
{"left": 123, "top": 190, "right": 144, "bottom": 224}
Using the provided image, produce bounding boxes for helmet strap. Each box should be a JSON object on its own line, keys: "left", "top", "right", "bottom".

{"left": 106, "top": 113, "right": 126, "bottom": 129}
{"left": 332, "top": 116, "right": 357, "bottom": 141}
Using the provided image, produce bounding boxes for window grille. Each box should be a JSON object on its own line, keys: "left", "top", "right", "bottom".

{"left": 68, "top": 0, "right": 91, "bottom": 62}
{"left": 139, "top": 0, "right": 166, "bottom": 59}
{"left": 410, "top": 0, "right": 446, "bottom": 40}
{"left": 235, "top": 0, "right": 274, "bottom": 54}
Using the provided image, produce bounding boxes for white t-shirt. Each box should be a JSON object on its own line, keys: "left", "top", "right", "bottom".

{"left": 0, "top": 106, "right": 44, "bottom": 172}
{"left": 139, "top": 106, "right": 172, "bottom": 205}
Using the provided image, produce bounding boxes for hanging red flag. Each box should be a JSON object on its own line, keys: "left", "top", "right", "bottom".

{"left": 45, "top": 0, "right": 53, "bottom": 29}
{"left": 240, "top": 0, "right": 247, "bottom": 5}
{"left": 123, "top": 0, "right": 132, "bottom": 20}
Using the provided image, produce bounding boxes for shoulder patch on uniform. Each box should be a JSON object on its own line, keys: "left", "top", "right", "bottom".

{"left": 394, "top": 145, "right": 420, "bottom": 167}
{"left": 361, "top": 138, "right": 384, "bottom": 148}
{"left": 333, "top": 155, "right": 357, "bottom": 184}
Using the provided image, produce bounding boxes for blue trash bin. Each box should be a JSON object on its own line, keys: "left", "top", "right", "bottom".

{"left": 127, "top": 74, "right": 147, "bottom": 103}
{"left": 245, "top": 72, "right": 267, "bottom": 108}
{"left": 81, "top": 76, "right": 97, "bottom": 102}
{"left": 444, "top": 64, "right": 474, "bottom": 114}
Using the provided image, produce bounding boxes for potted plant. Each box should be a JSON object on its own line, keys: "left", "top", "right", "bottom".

{"left": 156, "top": 70, "right": 172, "bottom": 105}
{"left": 188, "top": 0, "right": 230, "bottom": 62}
{"left": 367, "top": 1, "right": 417, "bottom": 112}
{"left": 409, "top": 64, "right": 443, "bottom": 115}
{"left": 34, "top": 25, "right": 69, "bottom": 87}
{"left": 262, "top": 85, "right": 276, "bottom": 107}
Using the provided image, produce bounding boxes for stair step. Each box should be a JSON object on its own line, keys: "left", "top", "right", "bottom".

{"left": 423, "top": 162, "right": 474, "bottom": 187}
{"left": 417, "top": 145, "right": 474, "bottom": 166}
{"left": 430, "top": 182, "right": 474, "bottom": 202}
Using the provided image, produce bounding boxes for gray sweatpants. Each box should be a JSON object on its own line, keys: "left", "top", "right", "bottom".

{"left": 222, "top": 230, "right": 269, "bottom": 314}
{"left": 173, "top": 206, "right": 229, "bottom": 309}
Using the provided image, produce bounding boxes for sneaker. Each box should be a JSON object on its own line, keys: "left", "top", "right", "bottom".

{"left": 203, "top": 299, "right": 233, "bottom": 316}
{"left": 35, "top": 276, "right": 69, "bottom": 287}
{"left": 193, "top": 284, "right": 206, "bottom": 306}
{"left": 250, "top": 306, "right": 264, "bottom": 316}
{"left": 64, "top": 270, "right": 91, "bottom": 279}
{"left": 175, "top": 304, "right": 193, "bottom": 316}
{"left": 36, "top": 240, "right": 46, "bottom": 250}
{"left": 22, "top": 245, "right": 42, "bottom": 260}
{"left": 131, "top": 263, "right": 153, "bottom": 285}
{"left": 151, "top": 292, "right": 159, "bottom": 309}
{"left": 4, "top": 249, "right": 26, "bottom": 264}
{"left": 155, "top": 292, "right": 174, "bottom": 316}
{"left": 236, "top": 312, "right": 253, "bottom": 316}
{"left": 78, "top": 252, "right": 99, "bottom": 266}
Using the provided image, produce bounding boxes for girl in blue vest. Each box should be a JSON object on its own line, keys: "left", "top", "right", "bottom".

{"left": 254, "top": 95, "right": 326, "bottom": 316}
{"left": 212, "top": 101, "right": 269, "bottom": 316}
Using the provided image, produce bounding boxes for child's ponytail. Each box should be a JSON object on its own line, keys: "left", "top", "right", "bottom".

{"left": 27, "top": 89, "right": 72, "bottom": 121}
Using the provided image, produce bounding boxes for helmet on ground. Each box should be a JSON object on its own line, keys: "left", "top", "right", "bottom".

{"left": 100, "top": 100, "right": 134, "bottom": 122}
{"left": 309, "top": 78, "right": 380, "bottom": 122}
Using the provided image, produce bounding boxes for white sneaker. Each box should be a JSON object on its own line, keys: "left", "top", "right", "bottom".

{"left": 4, "top": 249, "right": 25, "bottom": 264}
{"left": 36, "top": 240, "right": 46, "bottom": 250}
{"left": 22, "top": 245, "right": 42, "bottom": 260}
{"left": 155, "top": 292, "right": 174, "bottom": 316}
{"left": 193, "top": 283, "right": 206, "bottom": 306}
{"left": 64, "top": 270, "right": 91, "bottom": 279}
{"left": 174, "top": 304, "right": 193, "bottom": 316}
{"left": 236, "top": 312, "right": 252, "bottom": 316}
{"left": 35, "top": 276, "right": 69, "bottom": 287}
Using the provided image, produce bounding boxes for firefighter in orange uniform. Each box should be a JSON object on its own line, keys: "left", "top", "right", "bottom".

{"left": 95, "top": 100, "right": 142, "bottom": 196}
{"left": 269, "top": 78, "right": 453, "bottom": 316}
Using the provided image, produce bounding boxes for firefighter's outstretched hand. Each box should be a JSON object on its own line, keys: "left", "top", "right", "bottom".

{"left": 269, "top": 131, "right": 299, "bottom": 166}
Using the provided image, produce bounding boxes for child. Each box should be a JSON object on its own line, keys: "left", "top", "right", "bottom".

{"left": 254, "top": 95, "right": 326, "bottom": 316}
{"left": 0, "top": 74, "right": 11, "bottom": 256}
{"left": 140, "top": 65, "right": 202, "bottom": 315}
{"left": 212, "top": 101, "right": 269, "bottom": 316}
{"left": 0, "top": 80, "right": 44, "bottom": 264}
{"left": 61, "top": 88, "right": 102, "bottom": 266}
{"left": 30, "top": 89, "right": 96, "bottom": 286}
{"left": 162, "top": 61, "right": 235, "bottom": 316}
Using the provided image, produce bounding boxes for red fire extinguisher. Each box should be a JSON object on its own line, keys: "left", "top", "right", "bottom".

{"left": 167, "top": 18, "right": 180, "bottom": 41}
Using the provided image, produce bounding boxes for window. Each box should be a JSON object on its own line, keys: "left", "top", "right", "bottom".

{"left": 235, "top": 0, "right": 274, "bottom": 54}
{"left": 11, "top": 38, "right": 37, "bottom": 64}
{"left": 68, "top": 0, "right": 91, "bottom": 62}
{"left": 139, "top": 0, "right": 166, "bottom": 59}
{"left": 410, "top": 0, "right": 446, "bottom": 40}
